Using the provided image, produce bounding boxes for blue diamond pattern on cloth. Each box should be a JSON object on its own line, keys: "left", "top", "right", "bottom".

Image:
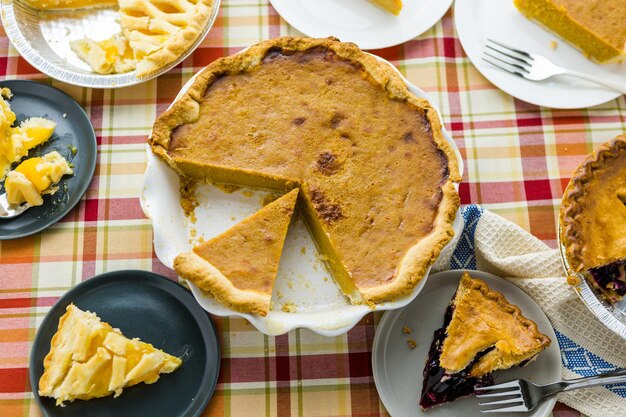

{"left": 450, "top": 204, "right": 483, "bottom": 270}
{"left": 557, "top": 331, "right": 626, "bottom": 398}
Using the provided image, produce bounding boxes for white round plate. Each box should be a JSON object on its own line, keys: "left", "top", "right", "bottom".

{"left": 454, "top": 0, "right": 624, "bottom": 109}
{"left": 141, "top": 54, "right": 464, "bottom": 336}
{"left": 372, "top": 269, "right": 561, "bottom": 417}
{"left": 1, "top": 0, "right": 220, "bottom": 88}
{"left": 269, "top": 0, "right": 453, "bottom": 50}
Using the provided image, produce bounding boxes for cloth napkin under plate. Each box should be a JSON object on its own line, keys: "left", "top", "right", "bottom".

{"left": 431, "top": 205, "right": 626, "bottom": 417}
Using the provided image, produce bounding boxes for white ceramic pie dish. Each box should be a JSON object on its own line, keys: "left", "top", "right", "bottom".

{"left": 140, "top": 53, "right": 465, "bottom": 336}
{"left": 0, "top": 0, "right": 220, "bottom": 88}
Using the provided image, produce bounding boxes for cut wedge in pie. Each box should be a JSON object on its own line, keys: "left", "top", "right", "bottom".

{"left": 151, "top": 37, "right": 461, "bottom": 308}
{"left": 39, "top": 304, "right": 182, "bottom": 406}
{"left": 419, "top": 272, "right": 551, "bottom": 410}
{"left": 514, "top": 0, "right": 626, "bottom": 63}
{"left": 27, "top": 0, "right": 214, "bottom": 78}
{"left": 4, "top": 151, "right": 73, "bottom": 206}
{"left": 174, "top": 188, "right": 299, "bottom": 316}
{"left": 368, "top": 0, "right": 403, "bottom": 15}
{"left": 560, "top": 134, "right": 626, "bottom": 302}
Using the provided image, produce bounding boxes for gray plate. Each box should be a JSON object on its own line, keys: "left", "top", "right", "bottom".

{"left": 372, "top": 270, "right": 561, "bottom": 417}
{"left": 0, "top": 80, "right": 97, "bottom": 239}
{"left": 29, "top": 270, "right": 221, "bottom": 417}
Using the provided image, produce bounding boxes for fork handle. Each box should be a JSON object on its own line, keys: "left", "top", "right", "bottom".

{"left": 562, "top": 69, "right": 626, "bottom": 95}
{"left": 542, "top": 368, "right": 626, "bottom": 395}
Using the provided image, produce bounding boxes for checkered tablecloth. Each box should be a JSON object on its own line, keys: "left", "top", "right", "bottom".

{"left": 1, "top": 1, "right": 625, "bottom": 416}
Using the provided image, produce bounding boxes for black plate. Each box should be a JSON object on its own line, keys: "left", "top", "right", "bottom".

{"left": 29, "top": 270, "right": 221, "bottom": 417}
{"left": 0, "top": 80, "right": 97, "bottom": 239}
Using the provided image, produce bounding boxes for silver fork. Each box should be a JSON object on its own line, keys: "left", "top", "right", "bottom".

{"left": 482, "top": 39, "right": 626, "bottom": 94}
{"left": 0, "top": 193, "right": 30, "bottom": 219}
{"left": 475, "top": 368, "right": 626, "bottom": 413}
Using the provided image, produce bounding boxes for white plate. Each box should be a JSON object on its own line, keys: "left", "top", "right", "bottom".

{"left": 454, "top": 0, "right": 624, "bottom": 109}
{"left": 372, "top": 269, "right": 561, "bottom": 417}
{"left": 269, "top": 0, "right": 453, "bottom": 50}
{"left": 1, "top": 0, "right": 220, "bottom": 88}
{"left": 140, "top": 54, "right": 464, "bottom": 337}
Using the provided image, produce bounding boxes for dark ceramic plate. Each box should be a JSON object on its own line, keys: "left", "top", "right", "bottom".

{"left": 0, "top": 80, "right": 97, "bottom": 239}
{"left": 29, "top": 270, "right": 221, "bottom": 417}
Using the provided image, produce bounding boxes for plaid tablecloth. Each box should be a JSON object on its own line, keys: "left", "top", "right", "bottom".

{"left": 1, "top": 1, "right": 625, "bottom": 416}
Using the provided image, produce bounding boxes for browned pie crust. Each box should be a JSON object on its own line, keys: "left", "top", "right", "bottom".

{"left": 440, "top": 273, "right": 551, "bottom": 377}
{"left": 150, "top": 37, "right": 461, "bottom": 305}
{"left": 559, "top": 134, "right": 626, "bottom": 288}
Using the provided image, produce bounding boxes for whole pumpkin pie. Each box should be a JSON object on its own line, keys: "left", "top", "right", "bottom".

{"left": 560, "top": 134, "right": 626, "bottom": 302}
{"left": 514, "top": 0, "right": 626, "bottom": 63}
{"left": 150, "top": 37, "right": 461, "bottom": 306}
{"left": 174, "top": 189, "right": 299, "bottom": 316}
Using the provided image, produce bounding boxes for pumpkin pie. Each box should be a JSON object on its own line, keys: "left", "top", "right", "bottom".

{"left": 4, "top": 151, "right": 73, "bottom": 206}
{"left": 514, "top": 0, "right": 626, "bottom": 63}
{"left": 368, "top": 0, "right": 403, "bottom": 15}
{"left": 174, "top": 189, "right": 299, "bottom": 316}
{"left": 559, "top": 134, "right": 626, "bottom": 302}
{"left": 39, "top": 304, "right": 182, "bottom": 406}
{"left": 27, "top": 0, "right": 214, "bottom": 77}
{"left": 150, "top": 37, "right": 461, "bottom": 306}
{"left": 420, "top": 272, "right": 551, "bottom": 409}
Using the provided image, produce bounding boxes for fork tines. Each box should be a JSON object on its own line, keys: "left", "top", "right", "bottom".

{"left": 482, "top": 39, "right": 533, "bottom": 78}
{"left": 475, "top": 380, "right": 528, "bottom": 413}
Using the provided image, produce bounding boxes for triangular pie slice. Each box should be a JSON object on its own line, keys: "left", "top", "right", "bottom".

{"left": 368, "top": 0, "right": 402, "bottom": 15}
{"left": 174, "top": 188, "right": 299, "bottom": 316}
{"left": 419, "top": 272, "right": 551, "bottom": 410}
{"left": 39, "top": 304, "right": 182, "bottom": 406}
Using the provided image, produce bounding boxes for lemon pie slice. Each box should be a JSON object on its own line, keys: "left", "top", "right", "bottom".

{"left": 174, "top": 189, "right": 299, "bottom": 316}
{"left": 4, "top": 151, "right": 73, "bottom": 206}
{"left": 39, "top": 304, "right": 182, "bottom": 406}
{"left": 0, "top": 88, "right": 56, "bottom": 179}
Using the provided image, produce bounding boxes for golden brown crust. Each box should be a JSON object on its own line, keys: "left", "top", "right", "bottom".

{"left": 559, "top": 135, "right": 626, "bottom": 277}
{"left": 440, "top": 273, "right": 551, "bottom": 377}
{"left": 150, "top": 36, "right": 461, "bottom": 305}
{"left": 133, "top": 0, "right": 214, "bottom": 78}
{"left": 174, "top": 252, "right": 271, "bottom": 316}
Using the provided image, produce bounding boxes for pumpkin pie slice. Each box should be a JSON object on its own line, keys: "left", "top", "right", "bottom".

{"left": 514, "top": 0, "right": 626, "bottom": 63}
{"left": 419, "top": 272, "right": 551, "bottom": 409}
{"left": 39, "top": 304, "right": 182, "bottom": 406}
{"left": 174, "top": 188, "right": 299, "bottom": 316}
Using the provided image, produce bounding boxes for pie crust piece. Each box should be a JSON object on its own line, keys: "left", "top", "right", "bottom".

{"left": 174, "top": 189, "right": 299, "bottom": 316}
{"left": 559, "top": 134, "right": 626, "bottom": 301}
{"left": 39, "top": 304, "right": 182, "bottom": 406}
{"left": 420, "top": 272, "right": 551, "bottom": 409}
{"left": 150, "top": 37, "right": 461, "bottom": 306}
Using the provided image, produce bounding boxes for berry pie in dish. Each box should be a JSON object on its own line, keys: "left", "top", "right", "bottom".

{"left": 419, "top": 272, "right": 551, "bottom": 409}
{"left": 560, "top": 134, "right": 626, "bottom": 302}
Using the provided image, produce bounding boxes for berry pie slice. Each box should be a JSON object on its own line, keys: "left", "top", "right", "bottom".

{"left": 419, "top": 272, "right": 551, "bottom": 410}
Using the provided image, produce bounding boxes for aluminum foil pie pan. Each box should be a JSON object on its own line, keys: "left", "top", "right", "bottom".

{"left": 0, "top": 0, "right": 221, "bottom": 88}
{"left": 558, "top": 225, "right": 626, "bottom": 340}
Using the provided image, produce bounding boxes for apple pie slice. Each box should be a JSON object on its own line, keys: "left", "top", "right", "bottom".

{"left": 174, "top": 189, "right": 299, "bottom": 316}
{"left": 419, "top": 272, "right": 551, "bottom": 409}
{"left": 39, "top": 304, "right": 182, "bottom": 406}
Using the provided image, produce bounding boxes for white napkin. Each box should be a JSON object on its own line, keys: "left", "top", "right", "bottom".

{"left": 432, "top": 205, "right": 626, "bottom": 417}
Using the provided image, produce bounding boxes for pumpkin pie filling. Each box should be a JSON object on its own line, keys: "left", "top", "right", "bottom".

{"left": 152, "top": 37, "right": 461, "bottom": 305}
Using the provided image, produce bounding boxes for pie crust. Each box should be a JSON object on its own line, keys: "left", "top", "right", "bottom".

{"left": 150, "top": 37, "right": 461, "bottom": 305}
{"left": 559, "top": 134, "right": 626, "bottom": 299}
{"left": 174, "top": 189, "right": 299, "bottom": 316}
{"left": 39, "top": 304, "right": 182, "bottom": 406}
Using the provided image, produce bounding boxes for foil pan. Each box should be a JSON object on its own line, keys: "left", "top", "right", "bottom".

{"left": 1, "top": 0, "right": 221, "bottom": 88}
{"left": 558, "top": 224, "right": 626, "bottom": 340}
